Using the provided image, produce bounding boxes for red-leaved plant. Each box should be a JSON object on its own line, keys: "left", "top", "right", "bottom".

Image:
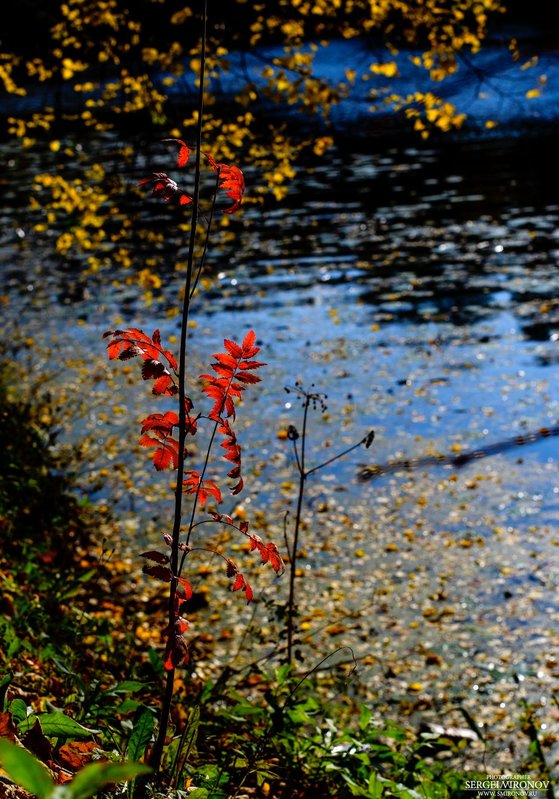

{"left": 103, "top": 22, "right": 283, "bottom": 781}
{"left": 103, "top": 326, "right": 283, "bottom": 670}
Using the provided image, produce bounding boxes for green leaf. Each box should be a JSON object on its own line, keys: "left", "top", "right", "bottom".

{"left": 359, "top": 704, "right": 372, "bottom": 732}
{"left": 181, "top": 705, "right": 200, "bottom": 762}
{"left": 118, "top": 699, "right": 142, "bottom": 714}
{"left": 275, "top": 663, "right": 291, "bottom": 685}
{"left": 25, "top": 711, "right": 100, "bottom": 738}
{"left": 0, "top": 738, "right": 54, "bottom": 799}
{"left": 64, "top": 761, "right": 151, "bottom": 799}
{"left": 188, "top": 789, "right": 209, "bottom": 799}
{"left": 110, "top": 680, "right": 147, "bottom": 694}
{"left": 9, "top": 698, "right": 28, "bottom": 725}
{"left": 127, "top": 708, "right": 154, "bottom": 762}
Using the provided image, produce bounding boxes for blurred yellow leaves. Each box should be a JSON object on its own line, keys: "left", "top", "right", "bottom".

{"left": 370, "top": 61, "right": 398, "bottom": 78}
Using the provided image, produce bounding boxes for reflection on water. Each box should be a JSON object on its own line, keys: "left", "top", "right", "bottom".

{"left": 2, "top": 133, "right": 559, "bottom": 458}
{"left": 2, "top": 130, "right": 558, "bottom": 500}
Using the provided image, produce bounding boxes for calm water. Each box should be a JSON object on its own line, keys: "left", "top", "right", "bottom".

{"left": 2, "top": 132, "right": 559, "bottom": 489}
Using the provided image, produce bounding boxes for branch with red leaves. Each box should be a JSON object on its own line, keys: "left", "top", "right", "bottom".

{"left": 200, "top": 330, "right": 265, "bottom": 421}
{"left": 208, "top": 511, "right": 285, "bottom": 575}
{"left": 138, "top": 138, "right": 245, "bottom": 215}
{"left": 103, "top": 328, "right": 178, "bottom": 396}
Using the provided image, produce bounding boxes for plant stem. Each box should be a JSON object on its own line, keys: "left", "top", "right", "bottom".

{"left": 286, "top": 396, "right": 309, "bottom": 665}
{"left": 147, "top": 0, "right": 208, "bottom": 776}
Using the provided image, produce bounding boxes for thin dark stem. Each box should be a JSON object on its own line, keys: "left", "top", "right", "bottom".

{"left": 282, "top": 511, "right": 292, "bottom": 562}
{"left": 189, "top": 170, "right": 219, "bottom": 300}
{"left": 147, "top": 0, "right": 208, "bottom": 778}
{"left": 291, "top": 436, "right": 302, "bottom": 475}
{"left": 305, "top": 438, "right": 364, "bottom": 477}
{"left": 182, "top": 360, "right": 242, "bottom": 558}
{"left": 286, "top": 398, "right": 309, "bottom": 665}
{"left": 183, "top": 419, "right": 219, "bottom": 552}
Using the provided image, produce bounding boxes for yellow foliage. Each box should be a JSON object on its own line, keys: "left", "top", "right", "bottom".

{"left": 1, "top": 0, "right": 515, "bottom": 291}
{"left": 137, "top": 269, "right": 162, "bottom": 290}
{"left": 313, "top": 136, "right": 333, "bottom": 156}
{"left": 61, "top": 57, "right": 88, "bottom": 80}
{"left": 370, "top": 61, "right": 398, "bottom": 77}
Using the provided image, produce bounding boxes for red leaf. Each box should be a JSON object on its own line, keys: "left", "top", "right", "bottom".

{"left": 200, "top": 332, "right": 265, "bottom": 422}
{"left": 152, "top": 374, "right": 178, "bottom": 396}
{"left": 138, "top": 171, "right": 192, "bottom": 205}
{"left": 223, "top": 338, "right": 243, "bottom": 358}
{"left": 141, "top": 359, "right": 167, "bottom": 380}
{"left": 163, "top": 138, "right": 191, "bottom": 167}
{"left": 140, "top": 550, "right": 170, "bottom": 565}
{"left": 163, "top": 635, "right": 189, "bottom": 671}
{"left": 230, "top": 571, "right": 253, "bottom": 603}
{"left": 217, "top": 419, "right": 244, "bottom": 494}
{"left": 204, "top": 154, "right": 245, "bottom": 214}
{"left": 235, "top": 371, "right": 261, "bottom": 384}
{"left": 175, "top": 617, "right": 189, "bottom": 635}
{"left": 212, "top": 352, "right": 237, "bottom": 370}
{"left": 245, "top": 532, "right": 285, "bottom": 574}
{"left": 231, "top": 476, "right": 244, "bottom": 495}
{"left": 138, "top": 434, "right": 179, "bottom": 470}
{"left": 140, "top": 412, "right": 179, "bottom": 435}
{"left": 238, "top": 360, "right": 266, "bottom": 370}
{"left": 263, "top": 542, "right": 285, "bottom": 574}
{"left": 152, "top": 444, "right": 177, "bottom": 471}
{"left": 143, "top": 564, "right": 172, "bottom": 582}
{"left": 104, "top": 328, "right": 178, "bottom": 374}
{"left": 177, "top": 577, "right": 193, "bottom": 600}
{"left": 242, "top": 330, "right": 256, "bottom": 352}
{"left": 183, "top": 471, "right": 223, "bottom": 507}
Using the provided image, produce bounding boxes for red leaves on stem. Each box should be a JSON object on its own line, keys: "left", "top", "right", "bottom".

{"left": 139, "top": 411, "right": 181, "bottom": 471}
{"left": 162, "top": 138, "right": 191, "bottom": 168}
{"left": 183, "top": 471, "right": 222, "bottom": 507}
{"left": 137, "top": 173, "right": 192, "bottom": 206}
{"left": 138, "top": 137, "right": 245, "bottom": 214}
{"left": 103, "top": 328, "right": 178, "bottom": 396}
{"left": 217, "top": 419, "right": 244, "bottom": 494}
{"left": 205, "top": 153, "right": 245, "bottom": 214}
{"left": 246, "top": 532, "right": 285, "bottom": 575}
{"left": 230, "top": 569, "right": 253, "bottom": 604}
{"left": 201, "top": 330, "right": 265, "bottom": 420}
{"left": 104, "top": 322, "right": 281, "bottom": 671}
{"left": 209, "top": 511, "right": 285, "bottom": 576}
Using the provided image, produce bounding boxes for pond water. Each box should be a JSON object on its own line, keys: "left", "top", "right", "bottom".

{"left": 2, "top": 128, "right": 559, "bottom": 769}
